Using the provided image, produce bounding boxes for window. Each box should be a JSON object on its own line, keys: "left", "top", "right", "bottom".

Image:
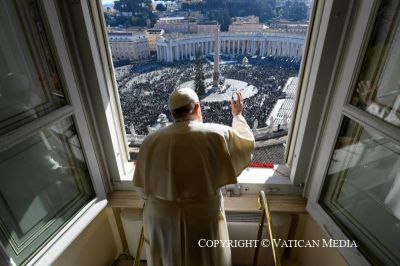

{"left": 0, "top": 1, "right": 106, "bottom": 264}
{"left": 307, "top": 0, "right": 400, "bottom": 264}
{"left": 0, "top": 0, "right": 394, "bottom": 264}
{"left": 99, "top": 0, "right": 314, "bottom": 185}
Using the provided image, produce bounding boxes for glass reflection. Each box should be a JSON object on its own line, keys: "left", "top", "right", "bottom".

{"left": 350, "top": 0, "right": 400, "bottom": 127}
{"left": 320, "top": 117, "right": 400, "bottom": 265}
{"left": 0, "top": 0, "right": 66, "bottom": 135}
{"left": 0, "top": 117, "right": 94, "bottom": 265}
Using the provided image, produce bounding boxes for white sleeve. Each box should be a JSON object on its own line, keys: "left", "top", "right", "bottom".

{"left": 232, "top": 115, "right": 255, "bottom": 141}
{"left": 227, "top": 115, "right": 255, "bottom": 176}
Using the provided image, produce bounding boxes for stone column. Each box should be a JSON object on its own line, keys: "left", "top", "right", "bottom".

{"left": 212, "top": 28, "right": 220, "bottom": 87}
{"left": 298, "top": 44, "right": 301, "bottom": 58}
{"left": 249, "top": 40, "right": 252, "bottom": 55}
{"left": 261, "top": 41, "right": 265, "bottom": 56}
{"left": 290, "top": 43, "right": 294, "bottom": 57}
{"left": 168, "top": 46, "right": 173, "bottom": 62}
{"left": 284, "top": 42, "right": 288, "bottom": 57}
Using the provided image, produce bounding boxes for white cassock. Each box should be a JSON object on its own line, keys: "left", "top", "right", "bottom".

{"left": 133, "top": 115, "right": 255, "bottom": 266}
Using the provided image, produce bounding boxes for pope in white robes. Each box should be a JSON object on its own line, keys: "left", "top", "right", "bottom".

{"left": 133, "top": 88, "right": 255, "bottom": 266}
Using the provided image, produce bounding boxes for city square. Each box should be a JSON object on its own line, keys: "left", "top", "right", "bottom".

{"left": 116, "top": 56, "right": 300, "bottom": 136}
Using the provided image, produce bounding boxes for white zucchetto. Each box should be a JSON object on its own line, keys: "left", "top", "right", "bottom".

{"left": 168, "top": 87, "right": 199, "bottom": 110}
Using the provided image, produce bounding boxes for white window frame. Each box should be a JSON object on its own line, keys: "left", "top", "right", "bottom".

{"left": 0, "top": 0, "right": 108, "bottom": 265}
{"left": 56, "top": 0, "right": 135, "bottom": 190}
{"left": 287, "top": 0, "right": 358, "bottom": 187}
{"left": 306, "top": 0, "right": 400, "bottom": 264}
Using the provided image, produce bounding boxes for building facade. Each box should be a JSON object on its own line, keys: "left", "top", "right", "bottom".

{"left": 196, "top": 21, "right": 219, "bottom": 34}
{"left": 156, "top": 32, "right": 305, "bottom": 62}
{"left": 153, "top": 17, "right": 218, "bottom": 34}
{"left": 107, "top": 31, "right": 150, "bottom": 61}
{"left": 229, "top": 16, "right": 264, "bottom": 32}
{"left": 153, "top": 17, "right": 197, "bottom": 33}
{"left": 146, "top": 29, "right": 164, "bottom": 53}
{"left": 266, "top": 22, "right": 309, "bottom": 36}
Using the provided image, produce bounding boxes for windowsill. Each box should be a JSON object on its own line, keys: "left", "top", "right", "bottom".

{"left": 113, "top": 164, "right": 300, "bottom": 194}
{"left": 108, "top": 163, "right": 303, "bottom": 211}
{"left": 238, "top": 164, "right": 291, "bottom": 184}
{"left": 107, "top": 191, "right": 307, "bottom": 213}
{"left": 26, "top": 198, "right": 107, "bottom": 266}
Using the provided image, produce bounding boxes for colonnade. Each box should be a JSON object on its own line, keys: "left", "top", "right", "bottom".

{"left": 156, "top": 33, "right": 305, "bottom": 62}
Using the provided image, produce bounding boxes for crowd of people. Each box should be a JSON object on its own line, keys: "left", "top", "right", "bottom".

{"left": 116, "top": 57, "right": 299, "bottom": 135}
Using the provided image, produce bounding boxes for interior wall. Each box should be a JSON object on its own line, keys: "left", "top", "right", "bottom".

{"left": 284, "top": 213, "right": 348, "bottom": 266}
{"left": 53, "top": 208, "right": 121, "bottom": 266}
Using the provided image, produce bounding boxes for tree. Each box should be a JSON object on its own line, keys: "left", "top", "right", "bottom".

{"left": 114, "top": 0, "right": 153, "bottom": 16}
{"left": 289, "top": 1, "right": 308, "bottom": 21}
{"left": 282, "top": 1, "right": 308, "bottom": 21}
{"left": 131, "top": 15, "right": 146, "bottom": 26}
{"left": 155, "top": 3, "right": 167, "bottom": 12}
{"left": 194, "top": 48, "right": 206, "bottom": 97}
{"left": 209, "top": 8, "right": 230, "bottom": 31}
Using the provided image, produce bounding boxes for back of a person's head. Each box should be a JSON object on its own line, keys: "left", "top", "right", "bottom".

{"left": 168, "top": 88, "right": 199, "bottom": 119}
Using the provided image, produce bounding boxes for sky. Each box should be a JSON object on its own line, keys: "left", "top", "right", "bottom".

{"left": 101, "top": 0, "right": 114, "bottom": 5}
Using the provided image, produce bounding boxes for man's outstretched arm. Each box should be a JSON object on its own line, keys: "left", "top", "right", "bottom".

{"left": 229, "top": 92, "right": 255, "bottom": 176}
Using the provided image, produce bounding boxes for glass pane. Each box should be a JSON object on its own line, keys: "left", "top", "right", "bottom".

{"left": 320, "top": 117, "right": 400, "bottom": 265}
{"left": 0, "top": 0, "right": 67, "bottom": 135}
{"left": 350, "top": 0, "right": 400, "bottom": 127}
{"left": 0, "top": 117, "right": 95, "bottom": 265}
